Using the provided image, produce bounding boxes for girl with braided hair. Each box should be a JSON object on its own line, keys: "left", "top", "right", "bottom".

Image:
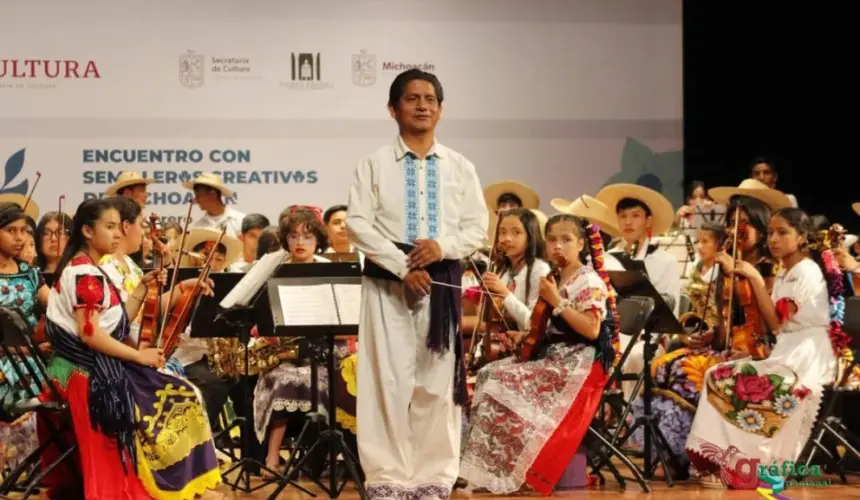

{"left": 460, "top": 214, "right": 618, "bottom": 495}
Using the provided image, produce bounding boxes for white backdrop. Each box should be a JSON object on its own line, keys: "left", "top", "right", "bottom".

{"left": 0, "top": 0, "right": 683, "bottom": 224}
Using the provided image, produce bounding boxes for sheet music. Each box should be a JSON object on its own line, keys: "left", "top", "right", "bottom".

{"left": 220, "top": 249, "right": 287, "bottom": 308}
{"left": 332, "top": 284, "right": 362, "bottom": 325}
{"left": 277, "top": 284, "right": 341, "bottom": 325}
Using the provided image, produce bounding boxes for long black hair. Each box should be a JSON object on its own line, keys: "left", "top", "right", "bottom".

{"left": 35, "top": 211, "right": 74, "bottom": 271}
{"left": 727, "top": 195, "right": 771, "bottom": 259}
{"left": 497, "top": 208, "right": 545, "bottom": 303}
{"left": 54, "top": 198, "right": 117, "bottom": 279}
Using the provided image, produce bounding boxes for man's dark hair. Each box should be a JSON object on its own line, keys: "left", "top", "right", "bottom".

{"left": 241, "top": 213, "right": 270, "bottom": 235}
{"left": 616, "top": 197, "right": 652, "bottom": 216}
{"left": 323, "top": 204, "right": 347, "bottom": 224}
{"left": 750, "top": 156, "right": 777, "bottom": 174}
{"left": 388, "top": 69, "right": 444, "bottom": 109}
{"left": 496, "top": 193, "right": 522, "bottom": 209}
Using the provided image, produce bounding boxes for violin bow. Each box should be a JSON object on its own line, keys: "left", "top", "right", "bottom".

{"left": 157, "top": 202, "right": 194, "bottom": 343}
{"left": 724, "top": 210, "right": 742, "bottom": 350}
{"left": 22, "top": 171, "right": 41, "bottom": 212}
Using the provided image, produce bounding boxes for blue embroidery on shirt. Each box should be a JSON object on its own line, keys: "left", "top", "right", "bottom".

{"left": 426, "top": 155, "right": 439, "bottom": 239}
{"left": 404, "top": 154, "right": 419, "bottom": 241}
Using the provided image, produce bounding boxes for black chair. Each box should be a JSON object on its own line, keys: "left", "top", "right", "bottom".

{"left": 798, "top": 296, "right": 860, "bottom": 483}
{"left": 585, "top": 296, "right": 653, "bottom": 493}
{"left": 0, "top": 307, "right": 80, "bottom": 498}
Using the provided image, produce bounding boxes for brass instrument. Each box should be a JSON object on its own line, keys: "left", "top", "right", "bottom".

{"left": 678, "top": 266, "right": 719, "bottom": 334}
{"left": 207, "top": 337, "right": 299, "bottom": 377}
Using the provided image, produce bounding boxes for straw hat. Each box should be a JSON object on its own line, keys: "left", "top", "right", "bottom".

{"left": 844, "top": 234, "right": 858, "bottom": 249}
{"left": 105, "top": 171, "right": 154, "bottom": 196}
{"left": 183, "top": 172, "right": 233, "bottom": 198}
{"left": 853, "top": 202, "right": 860, "bottom": 217}
{"left": 708, "top": 179, "right": 793, "bottom": 211}
{"left": 179, "top": 227, "right": 242, "bottom": 267}
{"left": 0, "top": 194, "right": 39, "bottom": 220}
{"left": 595, "top": 183, "right": 674, "bottom": 236}
{"left": 483, "top": 180, "right": 540, "bottom": 211}
{"left": 531, "top": 209, "right": 548, "bottom": 238}
{"left": 551, "top": 195, "right": 621, "bottom": 237}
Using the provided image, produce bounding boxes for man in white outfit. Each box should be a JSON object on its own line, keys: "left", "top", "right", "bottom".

{"left": 346, "top": 69, "right": 488, "bottom": 500}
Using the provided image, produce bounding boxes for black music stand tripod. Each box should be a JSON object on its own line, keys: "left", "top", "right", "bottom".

{"left": 263, "top": 264, "right": 367, "bottom": 500}
{"left": 215, "top": 304, "right": 315, "bottom": 496}
{"left": 606, "top": 271, "right": 686, "bottom": 486}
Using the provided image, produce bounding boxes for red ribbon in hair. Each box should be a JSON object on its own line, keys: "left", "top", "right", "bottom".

{"left": 289, "top": 205, "right": 324, "bottom": 223}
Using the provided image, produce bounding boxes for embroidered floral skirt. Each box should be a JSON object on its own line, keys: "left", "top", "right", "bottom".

{"left": 38, "top": 356, "right": 222, "bottom": 499}
{"left": 459, "top": 343, "right": 607, "bottom": 495}
{"left": 253, "top": 341, "right": 358, "bottom": 443}
{"left": 630, "top": 347, "right": 729, "bottom": 469}
{"left": 684, "top": 329, "right": 835, "bottom": 488}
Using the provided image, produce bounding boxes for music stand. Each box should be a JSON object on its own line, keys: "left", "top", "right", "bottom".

{"left": 607, "top": 271, "right": 686, "bottom": 485}
{"left": 264, "top": 263, "right": 367, "bottom": 500}
{"left": 209, "top": 260, "right": 316, "bottom": 496}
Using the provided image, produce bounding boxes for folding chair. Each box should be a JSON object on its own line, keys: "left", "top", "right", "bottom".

{"left": 0, "top": 307, "right": 80, "bottom": 498}
{"left": 797, "top": 296, "right": 860, "bottom": 483}
{"left": 585, "top": 296, "right": 653, "bottom": 492}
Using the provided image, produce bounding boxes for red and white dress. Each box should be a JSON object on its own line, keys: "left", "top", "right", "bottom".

{"left": 459, "top": 265, "right": 612, "bottom": 494}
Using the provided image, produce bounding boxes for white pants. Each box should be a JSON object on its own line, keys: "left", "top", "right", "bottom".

{"left": 357, "top": 277, "right": 461, "bottom": 500}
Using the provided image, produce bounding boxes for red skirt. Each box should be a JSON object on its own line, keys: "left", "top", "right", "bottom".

{"left": 525, "top": 363, "right": 606, "bottom": 494}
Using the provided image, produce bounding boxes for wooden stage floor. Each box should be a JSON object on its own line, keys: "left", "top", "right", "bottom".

{"left": 14, "top": 474, "right": 860, "bottom": 499}
{"left": 207, "top": 477, "right": 859, "bottom": 499}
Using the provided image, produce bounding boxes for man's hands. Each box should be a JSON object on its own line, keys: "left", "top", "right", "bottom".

{"left": 404, "top": 269, "right": 432, "bottom": 295}
{"left": 408, "top": 239, "right": 443, "bottom": 270}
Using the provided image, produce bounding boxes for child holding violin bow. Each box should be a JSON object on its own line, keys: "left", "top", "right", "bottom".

{"left": 460, "top": 213, "right": 619, "bottom": 495}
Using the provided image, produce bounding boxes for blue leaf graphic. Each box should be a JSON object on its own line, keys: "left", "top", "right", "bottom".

{"left": 3, "top": 148, "right": 25, "bottom": 189}
{"left": 0, "top": 179, "right": 29, "bottom": 195}
{"left": 620, "top": 138, "right": 654, "bottom": 175}
{"left": 636, "top": 173, "right": 663, "bottom": 193}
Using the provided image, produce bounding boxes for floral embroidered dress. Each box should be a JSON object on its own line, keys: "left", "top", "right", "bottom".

{"left": 460, "top": 266, "right": 613, "bottom": 494}
{"left": 630, "top": 260, "right": 773, "bottom": 470}
{"left": 41, "top": 256, "right": 222, "bottom": 499}
{"left": 685, "top": 258, "right": 837, "bottom": 486}
{"left": 0, "top": 260, "right": 43, "bottom": 474}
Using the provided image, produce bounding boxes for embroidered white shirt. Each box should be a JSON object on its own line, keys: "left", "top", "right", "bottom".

{"left": 346, "top": 136, "right": 489, "bottom": 279}
{"left": 192, "top": 206, "right": 245, "bottom": 238}
{"left": 499, "top": 259, "right": 552, "bottom": 331}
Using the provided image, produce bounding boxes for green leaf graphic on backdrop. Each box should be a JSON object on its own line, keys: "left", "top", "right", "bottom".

{"left": 601, "top": 138, "right": 683, "bottom": 207}
{"left": 0, "top": 148, "right": 30, "bottom": 196}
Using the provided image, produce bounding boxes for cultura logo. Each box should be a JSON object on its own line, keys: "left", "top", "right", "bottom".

{"left": 0, "top": 149, "right": 30, "bottom": 195}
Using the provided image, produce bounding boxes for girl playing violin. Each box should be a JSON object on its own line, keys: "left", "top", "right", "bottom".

{"left": 686, "top": 208, "right": 840, "bottom": 488}
{"left": 99, "top": 197, "right": 205, "bottom": 348}
{"left": 463, "top": 208, "right": 549, "bottom": 338}
{"left": 41, "top": 198, "right": 221, "bottom": 499}
{"left": 460, "top": 214, "right": 616, "bottom": 495}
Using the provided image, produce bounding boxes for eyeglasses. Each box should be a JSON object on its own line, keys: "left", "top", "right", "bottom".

{"left": 43, "top": 229, "right": 70, "bottom": 240}
{"left": 287, "top": 234, "right": 317, "bottom": 243}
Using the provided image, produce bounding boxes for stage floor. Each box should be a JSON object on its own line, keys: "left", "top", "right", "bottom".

{"left": 13, "top": 476, "right": 860, "bottom": 499}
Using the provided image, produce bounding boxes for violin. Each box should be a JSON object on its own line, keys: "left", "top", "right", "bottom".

{"left": 156, "top": 226, "right": 225, "bottom": 359}
{"left": 468, "top": 216, "right": 513, "bottom": 370}
{"left": 518, "top": 257, "right": 564, "bottom": 362}
{"left": 139, "top": 213, "right": 166, "bottom": 346}
{"left": 721, "top": 215, "right": 768, "bottom": 359}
